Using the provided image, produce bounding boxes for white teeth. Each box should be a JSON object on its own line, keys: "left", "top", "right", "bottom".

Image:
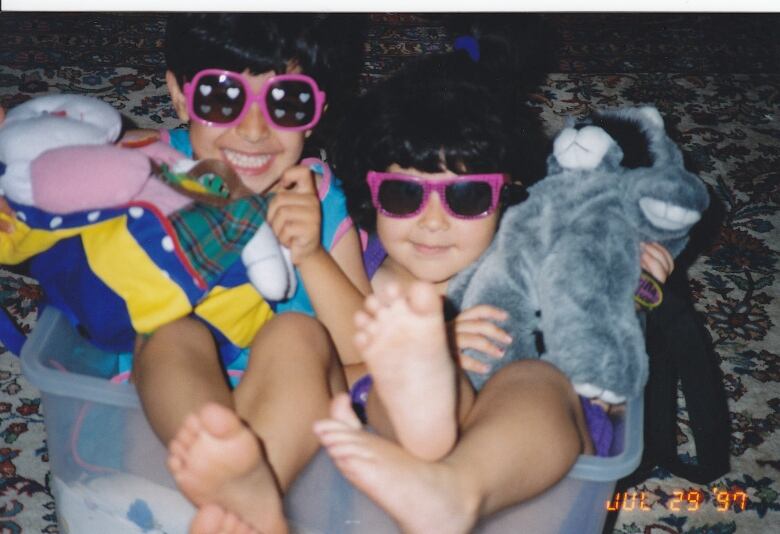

{"left": 224, "top": 150, "right": 271, "bottom": 169}
{"left": 639, "top": 198, "right": 701, "bottom": 230}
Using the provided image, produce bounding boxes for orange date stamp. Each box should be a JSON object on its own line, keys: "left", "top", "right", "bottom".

{"left": 606, "top": 489, "right": 748, "bottom": 512}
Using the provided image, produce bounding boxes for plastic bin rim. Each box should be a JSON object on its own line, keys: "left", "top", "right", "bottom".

{"left": 21, "top": 308, "right": 643, "bottom": 482}
{"left": 20, "top": 308, "right": 142, "bottom": 409}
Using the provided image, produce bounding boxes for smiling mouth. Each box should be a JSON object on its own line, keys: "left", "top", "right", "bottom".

{"left": 412, "top": 243, "right": 451, "bottom": 255}
{"left": 222, "top": 149, "right": 273, "bottom": 176}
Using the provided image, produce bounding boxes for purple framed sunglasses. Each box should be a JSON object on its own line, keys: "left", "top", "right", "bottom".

{"left": 183, "top": 69, "right": 326, "bottom": 131}
{"left": 367, "top": 171, "right": 508, "bottom": 219}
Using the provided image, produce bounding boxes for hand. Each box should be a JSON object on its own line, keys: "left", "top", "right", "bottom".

{"left": 267, "top": 166, "right": 323, "bottom": 265}
{"left": 448, "top": 305, "right": 512, "bottom": 374}
{"left": 640, "top": 242, "right": 674, "bottom": 284}
{"left": 0, "top": 196, "right": 15, "bottom": 233}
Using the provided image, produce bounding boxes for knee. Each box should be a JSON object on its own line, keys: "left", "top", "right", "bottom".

{"left": 252, "top": 312, "right": 335, "bottom": 362}
{"left": 261, "top": 312, "right": 330, "bottom": 343}
{"left": 495, "top": 359, "right": 570, "bottom": 388}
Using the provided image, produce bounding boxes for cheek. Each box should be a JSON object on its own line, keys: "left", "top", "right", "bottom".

{"left": 457, "top": 218, "right": 498, "bottom": 256}
{"left": 277, "top": 130, "right": 306, "bottom": 160}
{"left": 187, "top": 123, "right": 223, "bottom": 159}
{"left": 376, "top": 216, "right": 401, "bottom": 249}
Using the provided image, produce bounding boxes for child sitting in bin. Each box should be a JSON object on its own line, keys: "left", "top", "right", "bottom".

{"left": 181, "top": 33, "right": 676, "bottom": 532}
{"left": 131, "top": 13, "right": 375, "bottom": 533}
{"left": 96, "top": 13, "right": 369, "bottom": 533}
{"left": 309, "top": 40, "right": 676, "bottom": 530}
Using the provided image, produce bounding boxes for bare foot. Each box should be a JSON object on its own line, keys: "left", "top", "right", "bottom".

{"left": 190, "top": 503, "right": 259, "bottom": 534}
{"left": 314, "top": 394, "right": 479, "bottom": 534}
{"left": 354, "top": 281, "right": 457, "bottom": 460}
{"left": 167, "top": 403, "right": 288, "bottom": 534}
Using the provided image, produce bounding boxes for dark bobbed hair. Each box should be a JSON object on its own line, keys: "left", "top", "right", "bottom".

{"left": 330, "top": 41, "right": 548, "bottom": 234}
{"left": 165, "top": 13, "right": 366, "bottom": 156}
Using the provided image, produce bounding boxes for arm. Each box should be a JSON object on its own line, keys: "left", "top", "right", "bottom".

{"left": 268, "top": 166, "right": 371, "bottom": 365}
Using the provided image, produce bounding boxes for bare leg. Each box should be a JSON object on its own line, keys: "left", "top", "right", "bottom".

{"left": 166, "top": 313, "right": 346, "bottom": 533}
{"left": 355, "top": 281, "right": 458, "bottom": 460}
{"left": 315, "top": 285, "right": 591, "bottom": 533}
{"left": 168, "top": 403, "right": 286, "bottom": 534}
{"left": 233, "top": 313, "right": 347, "bottom": 490}
{"left": 133, "top": 317, "right": 232, "bottom": 445}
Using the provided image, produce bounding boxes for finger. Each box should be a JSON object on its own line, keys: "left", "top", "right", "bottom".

{"left": 456, "top": 304, "right": 509, "bottom": 322}
{"left": 641, "top": 242, "right": 674, "bottom": 271}
{"left": 640, "top": 246, "right": 674, "bottom": 283}
{"left": 455, "top": 332, "right": 506, "bottom": 359}
{"left": 278, "top": 165, "right": 317, "bottom": 194}
{"left": 455, "top": 318, "right": 513, "bottom": 344}
{"left": 458, "top": 354, "right": 491, "bottom": 374}
{"left": 267, "top": 196, "right": 320, "bottom": 232}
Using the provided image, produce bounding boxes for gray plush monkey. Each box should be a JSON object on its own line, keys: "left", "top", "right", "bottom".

{"left": 448, "top": 106, "right": 710, "bottom": 403}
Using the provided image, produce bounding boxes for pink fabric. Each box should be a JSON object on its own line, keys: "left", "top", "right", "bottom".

{"left": 30, "top": 142, "right": 192, "bottom": 216}
{"left": 300, "top": 156, "right": 331, "bottom": 200}
{"left": 31, "top": 145, "right": 151, "bottom": 214}
{"left": 332, "top": 217, "right": 355, "bottom": 249}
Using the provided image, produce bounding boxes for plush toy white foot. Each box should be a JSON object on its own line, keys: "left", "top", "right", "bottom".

{"left": 552, "top": 125, "right": 615, "bottom": 171}
{"left": 241, "top": 224, "right": 297, "bottom": 301}
{"left": 574, "top": 382, "right": 626, "bottom": 405}
{"left": 0, "top": 94, "right": 122, "bottom": 206}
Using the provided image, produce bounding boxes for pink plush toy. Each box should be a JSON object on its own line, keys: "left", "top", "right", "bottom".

{"left": 0, "top": 93, "right": 295, "bottom": 302}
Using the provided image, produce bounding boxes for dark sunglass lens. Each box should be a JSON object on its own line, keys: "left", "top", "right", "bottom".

{"left": 378, "top": 180, "right": 424, "bottom": 216}
{"left": 265, "top": 80, "right": 316, "bottom": 127}
{"left": 445, "top": 181, "right": 493, "bottom": 216}
{"left": 193, "top": 74, "right": 245, "bottom": 124}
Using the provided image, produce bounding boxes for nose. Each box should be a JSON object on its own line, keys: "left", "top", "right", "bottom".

{"left": 235, "top": 102, "right": 271, "bottom": 142}
{"left": 417, "top": 192, "right": 449, "bottom": 231}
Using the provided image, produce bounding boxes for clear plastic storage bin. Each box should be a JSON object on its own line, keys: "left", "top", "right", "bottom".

{"left": 22, "top": 306, "right": 643, "bottom": 533}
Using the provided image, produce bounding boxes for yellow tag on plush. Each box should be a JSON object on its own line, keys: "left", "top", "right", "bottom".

{"left": 195, "top": 284, "right": 275, "bottom": 348}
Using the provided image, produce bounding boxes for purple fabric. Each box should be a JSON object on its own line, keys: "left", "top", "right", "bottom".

{"left": 350, "top": 374, "right": 374, "bottom": 408}
{"left": 580, "top": 396, "right": 614, "bottom": 457}
{"left": 362, "top": 235, "right": 387, "bottom": 280}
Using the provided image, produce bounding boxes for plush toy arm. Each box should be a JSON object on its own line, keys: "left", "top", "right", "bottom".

{"left": 241, "top": 224, "right": 297, "bottom": 301}
{"left": 537, "top": 224, "right": 649, "bottom": 402}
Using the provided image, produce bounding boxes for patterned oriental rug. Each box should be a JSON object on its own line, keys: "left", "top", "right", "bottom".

{"left": 0, "top": 12, "right": 779, "bottom": 534}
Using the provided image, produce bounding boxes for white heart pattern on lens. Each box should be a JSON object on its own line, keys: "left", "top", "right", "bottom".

{"left": 274, "top": 109, "right": 287, "bottom": 118}
{"left": 295, "top": 112, "right": 306, "bottom": 120}
{"left": 199, "top": 84, "right": 212, "bottom": 96}
{"left": 271, "top": 88, "right": 285, "bottom": 101}
{"left": 199, "top": 105, "right": 212, "bottom": 113}
{"left": 222, "top": 107, "right": 233, "bottom": 117}
{"left": 226, "top": 87, "right": 241, "bottom": 100}
{"left": 299, "top": 92, "right": 311, "bottom": 103}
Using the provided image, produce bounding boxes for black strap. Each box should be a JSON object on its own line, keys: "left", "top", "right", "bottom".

{"left": 622, "top": 269, "right": 730, "bottom": 487}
